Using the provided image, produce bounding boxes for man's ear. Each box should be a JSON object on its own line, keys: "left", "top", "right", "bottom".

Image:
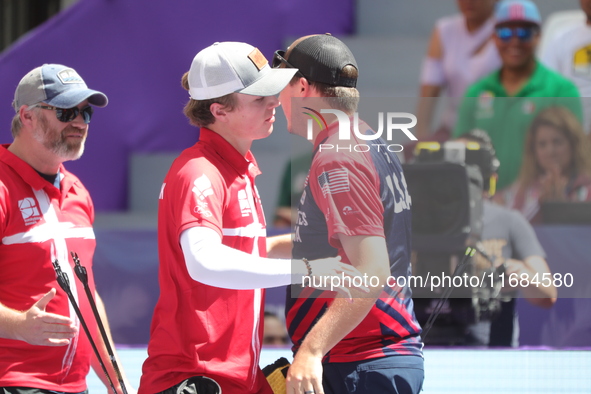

{"left": 296, "top": 77, "right": 314, "bottom": 97}
{"left": 300, "top": 78, "right": 325, "bottom": 99}
{"left": 210, "top": 102, "right": 228, "bottom": 122}
{"left": 20, "top": 106, "right": 36, "bottom": 126}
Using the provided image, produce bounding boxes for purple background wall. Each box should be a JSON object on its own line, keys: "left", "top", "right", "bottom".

{"left": 0, "top": 0, "right": 354, "bottom": 211}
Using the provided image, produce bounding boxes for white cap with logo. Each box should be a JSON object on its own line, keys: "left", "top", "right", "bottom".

{"left": 188, "top": 42, "right": 297, "bottom": 100}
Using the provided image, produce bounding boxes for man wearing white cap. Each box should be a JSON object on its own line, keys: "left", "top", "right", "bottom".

{"left": 139, "top": 42, "right": 365, "bottom": 394}
{"left": 0, "top": 64, "right": 131, "bottom": 393}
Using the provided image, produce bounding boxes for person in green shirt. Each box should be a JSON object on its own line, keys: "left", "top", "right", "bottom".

{"left": 453, "top": 0, "right": 583, "bottom": 190}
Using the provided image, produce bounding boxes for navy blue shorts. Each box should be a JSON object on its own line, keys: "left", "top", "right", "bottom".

{"left": 322, "top": 355, "right": 424, "bottom": 394}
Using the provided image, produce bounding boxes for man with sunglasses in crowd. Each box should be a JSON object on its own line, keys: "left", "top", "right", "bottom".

{"left": 0, "top": 64, "right": 132, "bottom": 394}
{"left": 454, "top": 0, "right": 583, "bottom": 190}
{"left": 273, "top": 34, "right": 424, "bottom": 394}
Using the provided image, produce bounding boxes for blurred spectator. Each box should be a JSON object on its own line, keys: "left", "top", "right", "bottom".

{"left": 541, "top": 0, "right": 591, "bottom": 134}
{"left": 273, "top": 151, "right": 312, "bottom": 228}
{"left": 263, "top": 311, "right": 289, "bottom": 346}
{"left": 496, "top": 107, "right": 591, "bottom": 223}
{"left": 457, "top": 130, "right": 556, "bottom": 347}
{"left": 537, "top": 9, "right": 585, "bottom": 54}
{"left": 454, "top": 0, "right": 583, "bottom": 190}
{"left": 416, "top": 0, "right": 501, "bottom": 141}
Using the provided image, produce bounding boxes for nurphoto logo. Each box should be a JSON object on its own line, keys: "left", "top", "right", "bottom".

{"left": 303, "top": 108, "right": 418, "bottom": 152}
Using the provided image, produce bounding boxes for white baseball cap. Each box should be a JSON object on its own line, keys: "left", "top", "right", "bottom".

{"left": 188, "top": 42, "right": 298, "bottom": 100}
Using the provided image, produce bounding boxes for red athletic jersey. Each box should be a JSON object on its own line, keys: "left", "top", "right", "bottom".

{"left": 139, "top": 129, "right": 271, "bottom": 394}
{"left": 287, "top": 121, "right": 423, "bottom": 363}
{"left": 0, "top": 144, "right": 97, "bottom": 392}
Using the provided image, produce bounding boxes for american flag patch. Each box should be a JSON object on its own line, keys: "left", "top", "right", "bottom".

{"left": 317, "top": 168, "right": 350, "bottom": 197}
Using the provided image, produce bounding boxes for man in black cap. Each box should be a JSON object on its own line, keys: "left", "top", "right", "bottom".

{"left": 273, "top": 34, "right": 424, "bottom": 394}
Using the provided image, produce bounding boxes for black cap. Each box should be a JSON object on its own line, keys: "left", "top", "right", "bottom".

{"left": 286, "top": 34, "right": 358, "bottom": 88}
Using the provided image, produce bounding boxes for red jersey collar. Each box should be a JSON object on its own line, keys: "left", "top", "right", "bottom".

{"left": 199, "top": 128, "right": 262, "bottom": 178}
{"left": 313, "top": 121, "right": 340, "bottom": 151}
{"left": 313, "top": 117, "right": 369, "bottom": 151}
{"left": 0, "top": 144, "right": 66, "bottom": 191}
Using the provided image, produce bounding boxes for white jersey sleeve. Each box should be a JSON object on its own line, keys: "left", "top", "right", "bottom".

{"left": 181, "top": 226, "right": 304, "bottom": 289}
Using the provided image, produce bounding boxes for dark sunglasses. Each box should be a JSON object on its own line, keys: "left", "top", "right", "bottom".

{"left": 495, "top": 26, "right": 537, "bottom": 43}
{"left": 35, "top": 105, "right": 94, "bottom": 124}
{"left": 272, "top": 50, "right": 305, "bottom": 78}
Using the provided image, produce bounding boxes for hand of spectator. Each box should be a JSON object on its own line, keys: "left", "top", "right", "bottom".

{"left": 286, "top": 349, "right": 325, "bottom": 394}
{"left": 502, "top": 259, "right": 535, "bottom": 290}
{"left": 15, "top": 288, "right": 78, "bottom": 346}
{"left": 539, "top": 166, "right": 568, "bottom": 202}
{"left": 502, "top": 256, "right": 557, "bottom": 306}
{"left": 305, "top": 256, "right": 370, "bottom": 301}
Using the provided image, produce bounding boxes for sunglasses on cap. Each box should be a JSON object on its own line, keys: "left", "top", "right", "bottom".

{"left": 272, "top": 50, "right": 305, "bottom": 78}
{"left": 495, "top": 26, "right": 537, "bottom": 43}
{"left": 34, "top": 104, "right": 94, "bottom": 124}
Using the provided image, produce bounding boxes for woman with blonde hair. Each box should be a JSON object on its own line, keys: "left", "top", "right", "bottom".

{"left": 499, "top": 106, "right": 591, "bottom": 222}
